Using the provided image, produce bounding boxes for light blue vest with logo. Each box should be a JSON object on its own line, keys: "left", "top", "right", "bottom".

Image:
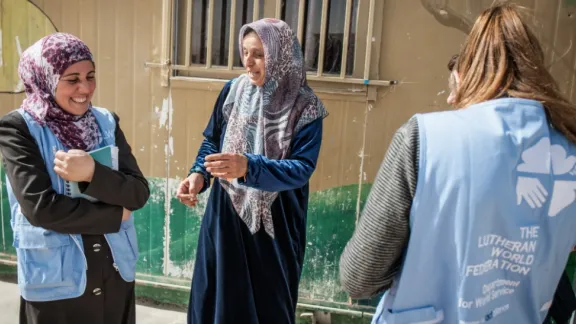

{"left": 372, "top": 98, "right": 576, "bottom": 324}
{"left": 8, "top": 107, "right": 139, "bottom": 302}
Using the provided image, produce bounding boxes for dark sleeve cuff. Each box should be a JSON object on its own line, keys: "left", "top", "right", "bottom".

{"left": 101, "top": 205, "right": 124, "bottom": 233}
{"left": 237, "top": 153, "right": 259, "bottom": 187}
{"left": 80, "top": 162, "right": 110, "bottom": 198}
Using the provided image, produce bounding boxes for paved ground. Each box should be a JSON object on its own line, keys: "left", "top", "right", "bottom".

{"left": 0, "top": 279, "right": 187, "bottom": 324}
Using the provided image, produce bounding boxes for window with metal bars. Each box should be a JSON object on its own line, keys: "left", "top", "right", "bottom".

{"left": 171, "top": 0, "right": 373, "bottom": 82}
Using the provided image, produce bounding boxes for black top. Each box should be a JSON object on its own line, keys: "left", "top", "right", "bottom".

{"left": 0, "top": 110, "right": 150, "bottom": 234}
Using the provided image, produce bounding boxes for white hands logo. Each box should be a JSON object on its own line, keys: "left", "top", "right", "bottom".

{"left": 517, "top": 138, "right": 551, "bottom": 174}
{"left": 551, "top": 144, "right": 576, "bottom": 175}
{"left": 549, "top": 181, "right": 576, "bottom": 217}
{"left": 516, "top": 176, "right": 548, "bottom": 208}
{"left": 516, "top": 137, "right": 576, "bottom": 216}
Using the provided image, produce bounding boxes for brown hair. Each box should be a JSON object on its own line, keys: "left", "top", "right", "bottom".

{"left": 454, "top": 2, "right": 576, "bottom": 143}
{"left": 447, "top": 54, "right": 459, "bottom": 71}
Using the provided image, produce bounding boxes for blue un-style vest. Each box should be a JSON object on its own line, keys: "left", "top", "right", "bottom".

{"left": 372, "top": 98, "right": 576, "bottom": 324}
{"left": 7, "top": 107, "right": 139, "bottom": 302}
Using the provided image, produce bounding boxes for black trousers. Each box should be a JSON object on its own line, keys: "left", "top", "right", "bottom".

{"left": 19, "top": 235, "right": 136, "bottom": 324}
{"left": 544, "top": 271, "right": 576, "bottom": 324}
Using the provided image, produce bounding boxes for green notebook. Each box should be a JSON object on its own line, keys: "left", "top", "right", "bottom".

{"left": 64, "top": 145, "right": 119, "bottom": 202}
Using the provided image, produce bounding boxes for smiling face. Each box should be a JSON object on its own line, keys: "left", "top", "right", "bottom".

{"left": 55, "top": 60, "right": 96, "bottom": 116}
{"left": 242, "top": 31, "right": 266, "bottom": 86}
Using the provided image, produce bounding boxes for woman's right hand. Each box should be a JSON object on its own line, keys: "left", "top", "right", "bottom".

{"left": 177, "top": 173, "right": 204, "bottom": 208}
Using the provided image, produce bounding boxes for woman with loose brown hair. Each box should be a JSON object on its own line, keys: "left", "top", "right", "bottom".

{"left": 340, "top": 3, "right": 576, "bottom": 323}
{"left": 454, "top": 3, "right": 576, "bottom": 143}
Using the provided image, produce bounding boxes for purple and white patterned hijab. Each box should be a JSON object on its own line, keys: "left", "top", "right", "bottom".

{"left": 221, "top": 19, "right": 328, "bottom": 238}
{"left": 18, "top": 32, "right": 101, "bottom": 151}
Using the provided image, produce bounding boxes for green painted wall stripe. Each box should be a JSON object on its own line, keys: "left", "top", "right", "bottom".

{"left": 0, "top": 169, "right": 380, "bottom": 310}
{"left": 4, "top": 171, "right": 575, "bottom": 312}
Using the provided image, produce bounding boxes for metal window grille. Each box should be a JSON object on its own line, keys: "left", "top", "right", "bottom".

{"left": 149, "top": 0, "right": 392, "bottom": 87}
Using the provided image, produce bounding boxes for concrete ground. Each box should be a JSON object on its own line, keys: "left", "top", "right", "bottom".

{"left": 0, "top": 279, "right": 187, "bottom": 324}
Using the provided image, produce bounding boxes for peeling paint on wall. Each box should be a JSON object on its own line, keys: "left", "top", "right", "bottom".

{"left": 0, "top": 166, "right": 379, "bottom": 307}
{"left": 157, "top": 96, "right": 172, "bottom": 129}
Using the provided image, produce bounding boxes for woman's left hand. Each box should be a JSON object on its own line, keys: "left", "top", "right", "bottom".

{"left": 54, "top": 150, "right": 96, "bottom": 182}
{"left": 204, "top": 153, "right": 248, "bottom": 179}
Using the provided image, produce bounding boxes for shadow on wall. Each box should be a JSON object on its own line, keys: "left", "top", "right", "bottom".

{"left": 0, "top": 0, "right": 58, "bottom": 94}
{"left": 420, "top": 0, "right": 474, "bottom": 34}
{"left": 421, "top": 0, "right": 576, "bottom": 74}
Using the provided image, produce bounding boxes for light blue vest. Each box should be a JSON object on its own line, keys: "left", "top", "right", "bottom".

{"left": 8, "top": 107, "right": 139, "bottom": 302}
{"left": 372, "top": 98, "right": 576, "bottom": 324}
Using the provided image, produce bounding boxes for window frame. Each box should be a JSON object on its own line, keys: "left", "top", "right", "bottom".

{"left": 152, "top": 0, "right": 392, "bottom": 89}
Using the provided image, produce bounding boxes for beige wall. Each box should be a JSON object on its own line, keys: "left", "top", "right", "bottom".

{"left": 2, "top": 0, "right": 576, "bottom": 308}
{"left": 2, "top": 0, "right": 576, "bottom": 191}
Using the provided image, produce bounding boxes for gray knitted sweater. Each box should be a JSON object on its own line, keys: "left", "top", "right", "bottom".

{"left": 339, "top": 117, "right": 419, "bottom": 298}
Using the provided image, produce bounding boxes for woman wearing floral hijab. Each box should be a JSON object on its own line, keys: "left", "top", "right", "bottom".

{"left": 177, "top": 19, "right": 327, "bottom": 323}
{"left": 0, "top": 33, "right": 149, "bottom": 324}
